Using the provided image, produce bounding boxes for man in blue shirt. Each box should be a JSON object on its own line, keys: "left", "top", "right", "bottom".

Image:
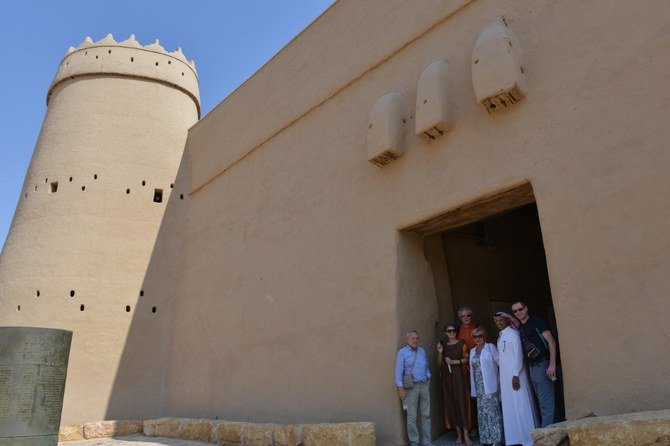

{"left": 395, "top": 330, "right": 431, "bottom": 446}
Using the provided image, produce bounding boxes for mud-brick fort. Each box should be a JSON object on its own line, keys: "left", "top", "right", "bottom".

{"left": 0, "top": 1, "right": 668, "bottom": 444}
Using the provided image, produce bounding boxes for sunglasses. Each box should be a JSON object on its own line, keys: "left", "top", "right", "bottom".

{"left": 445, "top": 329, "right": 456, "bottom": 333}
{"left": 459, "top": 314, "right": 472, "bottom": 318}
{"left": 512, "top": 308, "right": 525, "bottom": 313}
{"left": 473, "top": 334, "right": 484, "bottom": 338}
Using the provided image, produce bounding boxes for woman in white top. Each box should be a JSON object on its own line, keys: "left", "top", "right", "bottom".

{"left": 469, "top": 327, "right": 503, "bottom": 446}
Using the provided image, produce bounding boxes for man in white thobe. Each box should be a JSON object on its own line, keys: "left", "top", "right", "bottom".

{"left": 494, "top": 312, "right": 538, "bottom": 446}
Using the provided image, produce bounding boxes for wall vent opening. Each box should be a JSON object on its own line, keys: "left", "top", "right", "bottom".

{"left": 70, "top": 290, "right": 75, "bottom": 298}
{"left": 126, "top": 188, "right": 130, "bottom": 194}
{"left": 152, "top": 306, "right": 157, "bottom": 313}
{"left": 80, "top": 304, "right": 85, "bottom": 312}
{"left": 36, "top": 290, "right": 40, "bottom": 297}
{"left": 125, "top": 305, "right": 131, "bottom": 312}
{"left": 179, "top": 194, "right": 184, "bottom": 200}
{"left": 369, "top": 151, "right": 402, "bottom": 167}
{"left": 140, "top": 290, "right": 144, "bottom": 297}
{"left": 153, "top": 189, "right": 163, "bottom": 203}
{"left": 142, "top": 180, "right": 146, "bottom": 186}
{"left": 17, "top": 305, "right": 21, "bottom": 312}
{"left": 50, "top": 182, "right": 58, "bottom": 193}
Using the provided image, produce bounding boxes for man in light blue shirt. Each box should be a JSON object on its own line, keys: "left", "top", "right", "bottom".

{"left": 395, "top": 330, "right": 431, "bottom": 446}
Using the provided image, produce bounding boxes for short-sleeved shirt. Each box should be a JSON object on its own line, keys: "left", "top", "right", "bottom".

{"left": 519, "top": 315, "right": 551, "bottom": 364}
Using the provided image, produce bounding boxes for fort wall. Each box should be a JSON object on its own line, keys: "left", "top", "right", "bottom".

{"left": 133, "top": 0, "right": 668, "bottom": 444}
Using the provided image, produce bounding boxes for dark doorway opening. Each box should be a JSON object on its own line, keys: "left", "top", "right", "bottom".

{"left": 402, "top": 183, "right": 566, "bottom": 438}
{"left": 442, "top": 204, "right": 555, "bottom": 337}
{"left": 430, "top": 201, "right": 565, "bottom": 433}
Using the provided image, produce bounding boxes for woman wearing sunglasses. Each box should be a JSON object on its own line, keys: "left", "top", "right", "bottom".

{"left": 437, "top": 325, "right": 473, "bottom": 445}
{"left": 469, "top": 327, "right": 503, "bottom": 446}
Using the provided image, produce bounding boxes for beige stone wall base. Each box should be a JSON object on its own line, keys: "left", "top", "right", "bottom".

{"left": 83, "top": 420, "right": 144, "bottom": 439}
{"left": 182, "top": 419, "right": 215, "bottom": 442}
{"left": 143, "top": 418, "right": 185, "bottom": 438}
{"left": 215, "top": 421, "right": 248, "bottom": 445}
{"left": 303, "top": 423, "right": 375, "bottom": 446}
{"left": 61, "top": 418, "right": 375, "bottom": 445}
{"left": 59, "top": 425, "right": 84, "bottom": 442}
{"left": 531, "top": 410, "right": 670, "bottom": 446}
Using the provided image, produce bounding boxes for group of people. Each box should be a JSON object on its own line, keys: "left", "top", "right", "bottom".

{"left": 395, "top": 302, "right": 557, "bottom": 446}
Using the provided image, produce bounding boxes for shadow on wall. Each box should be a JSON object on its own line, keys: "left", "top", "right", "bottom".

{"left": 394, "top": 230, "right": 442, "bottom": 442}
{"left": 105, "top": 148, "right": 190, "bottom": 420}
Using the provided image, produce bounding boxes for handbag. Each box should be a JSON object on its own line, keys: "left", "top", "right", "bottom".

{"left": 402, "top": 349, "right": 418, "bottom": 389}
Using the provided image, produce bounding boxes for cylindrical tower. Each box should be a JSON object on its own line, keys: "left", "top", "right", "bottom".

{"left": 0, "top": 34, "right": 200, "bottom": 423}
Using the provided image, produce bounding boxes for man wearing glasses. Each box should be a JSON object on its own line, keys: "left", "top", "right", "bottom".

{"left": 456, "top": 306, "right": 480, "bottom": 350}
{"left": 511, "top": 301, "right": 557, "bottom": 427}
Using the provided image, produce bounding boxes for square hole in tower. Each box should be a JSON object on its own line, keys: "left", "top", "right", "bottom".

{"left": 153, "top": 189, "right": 163, "bottom": 203}
{"left": 50, "top": 182, "right": 59, "bottom": 193}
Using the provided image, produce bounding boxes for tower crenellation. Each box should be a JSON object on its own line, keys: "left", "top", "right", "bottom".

{"left": 49, "top": 34, "right": 200, "bottom": 115}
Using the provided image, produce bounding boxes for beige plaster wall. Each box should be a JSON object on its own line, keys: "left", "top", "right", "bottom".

{"left": 424, "top": 234, "right": 455, "bottom": 338}
{"left": 106, "top": 146, "right": 192, "bottom": 421}
{"left": 0, "top": 68, "right": 198, "bottom": 422}
{"left": 142, "top": 0, "right": 670, "bottom": 443}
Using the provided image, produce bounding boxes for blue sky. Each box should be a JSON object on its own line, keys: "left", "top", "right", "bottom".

{"left": 0, "top": 0, "right": 334, "bottom": 247}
